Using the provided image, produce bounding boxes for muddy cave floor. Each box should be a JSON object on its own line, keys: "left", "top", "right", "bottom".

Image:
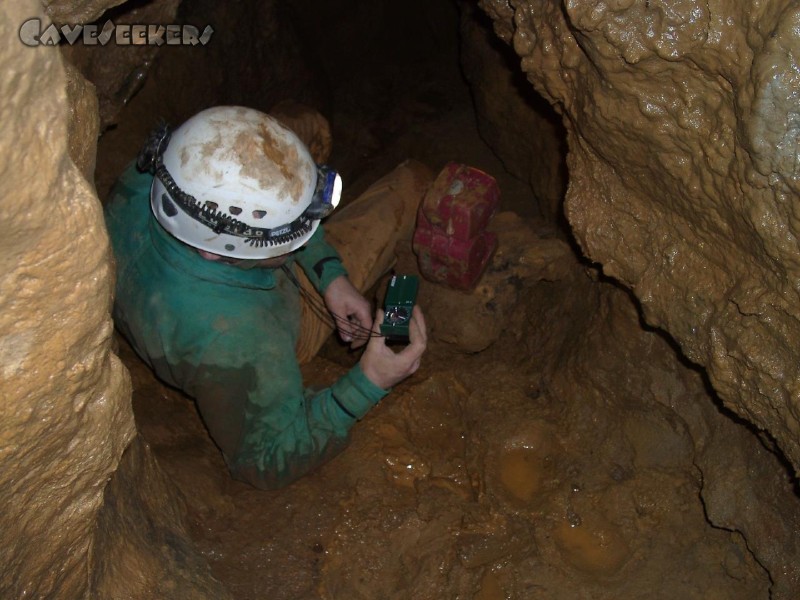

{"left": 115, "top": 169, "right": 769, "bottom": 599}
{"left": 120, "top": 259, "right": 770, "bottom": 600}
{"left": 109, "top": 56, "right": 771, "bottom": 600}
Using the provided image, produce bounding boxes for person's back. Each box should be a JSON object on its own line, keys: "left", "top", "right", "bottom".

{"left": 105, "top": 106, "right": 427, "bottom": 489}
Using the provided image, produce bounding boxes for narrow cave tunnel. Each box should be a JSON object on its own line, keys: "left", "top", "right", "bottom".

{"left": 3, "top": 0, "right": 800, "bottom": 599}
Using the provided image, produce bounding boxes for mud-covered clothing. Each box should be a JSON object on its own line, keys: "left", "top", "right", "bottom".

{"left": 105, "top": 164, "right": 387, "bottom": 489}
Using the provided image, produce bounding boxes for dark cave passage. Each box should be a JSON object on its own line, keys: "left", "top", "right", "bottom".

{"left": 91, "top": 0, "right": 566, "bottom": 223}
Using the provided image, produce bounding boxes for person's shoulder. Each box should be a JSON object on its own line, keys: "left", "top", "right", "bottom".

{"left": 104, "top": 162, "right": 154, "bottom": 254}
{"left": 107, "top": 161, "right": 153, "bottom": 211}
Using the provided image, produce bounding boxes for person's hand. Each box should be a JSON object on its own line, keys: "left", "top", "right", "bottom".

{"left": 323, "top": 275, "right": 373, "bottom": 349}
{"left": 360, "top": 305, "right": 427, "bottom": 390}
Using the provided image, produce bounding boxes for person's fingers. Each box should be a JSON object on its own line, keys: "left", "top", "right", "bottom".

{"left": 364, "top": 308, "right": 385, "bottom": 351}
{"left": 349, "top": 319, "right": 368, "bottom": 349}
{"left": 338, "top": 310, "right": 361, "bottom": 343}
{"left": 354, "top": 302, "right": 374, "bottom": 331}
{"left": 400, "top": 337, "right": 426, "bottom": 365}
{"left": 348, "top": 302, "right": 373, "bottom": 349}
{"left": 337, "top": 317, "right": 353, "bottom": 343}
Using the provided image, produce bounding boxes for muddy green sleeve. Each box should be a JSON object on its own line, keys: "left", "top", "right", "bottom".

{"left": 104, "top": 162, "right": 153, "bottom": 269}
{"left": 208, "top": 332, "right": 387, "bottom": 490}
{"left": 293, "top": 226, "right": 348, "bottom": 293}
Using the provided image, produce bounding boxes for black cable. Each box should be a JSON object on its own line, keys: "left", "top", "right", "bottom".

{"left": 280, "top": 265, "right": 385, "bottom": 339}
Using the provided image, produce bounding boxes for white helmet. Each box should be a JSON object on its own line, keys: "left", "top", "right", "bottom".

{"left": 137, "top": 106, "right": 342, "bottom": 259}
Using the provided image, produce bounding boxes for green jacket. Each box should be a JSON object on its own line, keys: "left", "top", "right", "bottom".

{"left": 105, "top": 164, "right": 387, "bottom": 489}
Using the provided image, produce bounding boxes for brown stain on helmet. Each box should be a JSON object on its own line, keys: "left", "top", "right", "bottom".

{"left": 231, "top": 121, "right": 307, "bottom": 204}
{"left": 259, "top": 123, "right": 295, "bottom": 182}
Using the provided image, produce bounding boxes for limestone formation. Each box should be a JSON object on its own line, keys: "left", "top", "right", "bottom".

{"left": 0, "top": 2, "right": 226, "bottom": 597}
{"left": 60, "top": 0, "right": 181, "bottom": 130}
{"left": 460, "top": 4, "right": 567, "bottom": 224}
{"left": 43, "top": 0, "right": 126, "bottom": 25}
{"left": 479, "top": 0, "right": 800, "bottom": 477}
{"left": 64, "top": 60, "right": 99, "bottom": 181}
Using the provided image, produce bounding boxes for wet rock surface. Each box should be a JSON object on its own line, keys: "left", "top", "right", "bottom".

{"left": 459, "top": 3, "right": 567, "bottom": 225}
{"left": 92, "top": 436, "right": 230, "bottom": 599}
{"left": 60, "top": 0, "right": 182, "bottom": 131}
{"left": 1, "top": 3, "right": 130, "bottom": 596}
{"left": 43, "top": 0, "right": 126, "bottom": 25}
{"left": 1, "top": 2, "right": 226, "bottom": 598}
{"left": 479, "top": 0, "right": 800, "bottom": 483}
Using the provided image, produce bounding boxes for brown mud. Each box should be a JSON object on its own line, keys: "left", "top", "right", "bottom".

{"left": 121, "top": 236, "right": 771, "bottom": 598}
{"left": 105, "top": 1, "right": 793, "bottom": 598}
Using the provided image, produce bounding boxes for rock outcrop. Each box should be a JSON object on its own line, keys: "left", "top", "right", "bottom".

{"left": 479, "top": 0, "right": 800, "bottom": 477}
{"left": 0, "top": 2, "right": 227, "bottom": 597}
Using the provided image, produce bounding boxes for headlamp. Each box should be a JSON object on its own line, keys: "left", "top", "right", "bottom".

{"left": 306, "top": 165, "right": 343, "bottom": 220}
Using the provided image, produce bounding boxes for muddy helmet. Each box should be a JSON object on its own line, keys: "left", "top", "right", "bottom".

{"left": 138, "top": 105, "right": 342, "bottom": 259}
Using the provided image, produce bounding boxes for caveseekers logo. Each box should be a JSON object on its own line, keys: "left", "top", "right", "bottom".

{"left": 19, "top": 18, "right": 214, "bottom": 46}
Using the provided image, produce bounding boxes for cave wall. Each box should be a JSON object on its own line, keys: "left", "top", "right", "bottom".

{"left": 0, "top": 2, "right": 227, "bottom": 597}
{"left": 479, "top": 0, "right": 800, "bottom": 473}
{"left": 88, "top": 0, "right": 325, "bottom": 200}
{"left": 6, "top": 0, "right": 800, "bottom": 596}
{"left": 460, "top": 3, "right": 567, "bottom": 224}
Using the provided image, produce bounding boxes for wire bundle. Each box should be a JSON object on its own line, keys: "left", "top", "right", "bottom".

{"left": 280, "top": 265, "right": 385, "bottom": 341}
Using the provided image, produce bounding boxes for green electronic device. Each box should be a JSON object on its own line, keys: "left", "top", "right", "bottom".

{"left": 380, "top": 274, "right": 419, "bottom": 341}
